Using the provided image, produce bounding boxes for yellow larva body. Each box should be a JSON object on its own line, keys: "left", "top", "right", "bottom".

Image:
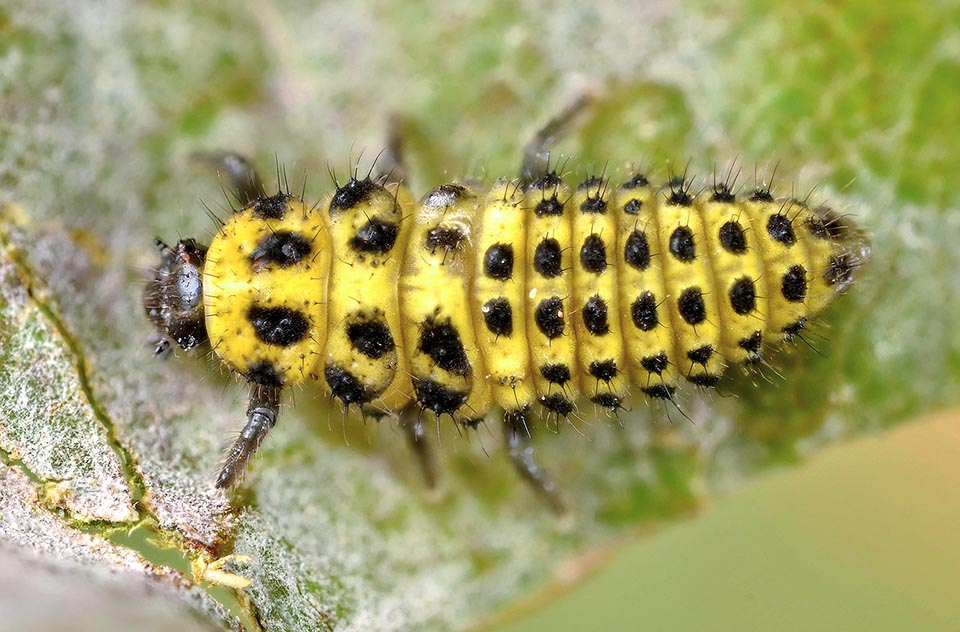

{"left": 200, "top": 172, "right": 863, "bottom": 426}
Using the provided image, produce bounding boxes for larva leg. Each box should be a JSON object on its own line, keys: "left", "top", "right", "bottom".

{"left": 194, "top": 151, "right": 266, "bottom": 205}
{"left": 519, "top": 94, "right": 594, "bottom": 186}
{"left": 375, "top": 113, "right": 408, "bottom": 186}
{"left": 399, "top": 408, "right": 437, "bottom": 489}
{"left": 216, "top": 384, "right": 281, "bottom": 489}
{"left": 503, "top": 409, "right": 567, "bottom": 514}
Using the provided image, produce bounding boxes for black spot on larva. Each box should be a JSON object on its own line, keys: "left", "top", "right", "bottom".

{"left": 669, "top": 226, "right": 696, "bottom": 262}
{"left": 750, "top": 188, "right": 774, "bottom": 202}
{"left": 642, "top": 383, "right": 675, "bottom": 399}
{"left": 767, "top": 214, "right": 796, "bottom": 245}
{"left": 252, "top": 193, "right": 290, "bottom": 219}
{"left": 641, "top": 353, "right": 668, "bottom": 375}
{"left": 631, "top": 291, "right": 659, "bottom": 331}
{"left": 781, "top": 265, "right": 807, "bottom": 302}
{"left": 483, "top": 244, "right": 514, "bottom": 280}
{"left": 530, "top": 172, "right": 562, "bottom": 190}
{"left": 534, "top": 296, "right": 565, "bottom": 339}
{"left": 689, "top": 373, "right": 721, "bottom": 387}
{"left": 719, "top": 221, "right": 748, "bottom": 254}
{"left": 825, "top": 255, "right": 854, "bottom": 286}
{"left": 687, "top": 345, "right": 714, "bottom": 365}
{"left": 591, "top": 393, "right": 622, "bottom": 411}
{"left": 534, "top": 196, "right": 564, "bottom": 217}
{"left": 246, "top": 361, "right": 283, "bottom": 388}
{"left": 540, "top": 393, "right": 574, "bottom": 416}
{"left": 425, "top": 225, "right": 465, "bottom": 254}
{"left": 579, "top": 235, "right": 607, "bottom": 273}
{"left": 624, "top": 230, "right": 651, "bottom": 270}
{"left": 424, "top": 183, "right": 467, "bottom": 207}
{"left": 248, "top": 306, "right": 309, "bottom": 347}
{"left": 806, "top": 216, "right": 829, "bottom": 240}
{"left": 325, "top": 364, "right": 371, "bottom": 405}
{"left": 711, "top": 183, "right": 736, "bottom": 203}
{"left": 540, "top": 363, "right": 571, "bottom": 385}
{"left": 729, "top": 277, "right": 757, "bottom": 315}
{"left": 579, "top": 195, "right": 607, "bottom": 214}
{"left": 623, "top": 198, "right": 643, "bottom": 215}
{"left": 582, "top": 295, "right": 609, "bottom": 335}
{"left": 346, "top": 319, "right": 395, "bottom": 359}
{"left": 533, "top": 238, "right": 563, "bottom": 278}
{"left": 250, "top": 231, "right": 311, "bottom": 271}
{"left": 415, "top": 378, "right": 467, "bottom": 416}
{"left": 622, "top": 174, "right": 649, "bottom": 189}
{"left": 481, "top": 298, "right": 512, "bottom": 336}
{"left": 589, "top": 359, "right": 618, "bottom": 383}
{"left": 782, "top": 317, "right": 807, "bottom": 338}
{"left": 816, "top": 208, "right": 851, "bottom": 239}
{"left": 330, "top": 177, "right": 378, "bottom": 211}
{"left": 350, "top": 219, "right": 399, "bottom": 253}
{"left": 739, "top": 330, "right": 763, "bottom": 353}
{"left": 419, "top": 319, "right": 470, "bottom": 376}
{"left": 678, "top": 287, "right": 706, "bottom": 325}
{"left": 578, "top": 176, "right": 603, "bottom": 191}
{"left": 667, "top": 181, "right": 693, "bottom": 206}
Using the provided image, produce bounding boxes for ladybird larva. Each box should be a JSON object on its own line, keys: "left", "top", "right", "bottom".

{"left": 144, "top": 112, "right": 868, "bottom": 512}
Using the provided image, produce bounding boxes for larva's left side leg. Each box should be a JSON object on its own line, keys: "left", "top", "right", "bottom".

{"left": 216, "top": 384, "right": 281, "bottom": 489}
{"left": 194, "top": 151, "right": 267, "bottom": 205}
{"left": 504, "top": 409, "right": 567, "bottom": 514}
{"left": 399, "top": 408, "right": 437, "bottom": 490}
{"left": 519, "top": 94, "right": 594, "bottom": 186}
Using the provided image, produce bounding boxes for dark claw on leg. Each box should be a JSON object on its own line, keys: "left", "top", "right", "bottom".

{"left": 503, "top": 408, "right": 567, "bottom": 514}
{"left": 519, "top": 94, "right": 595, "bottom": 187}
{"left": 400, "top": 410, "right": 437, "bottom": 489}
{"left": 193, "top": 151, "right": 266, "bottom": 206}
{"left": 216, "top": 385, "right": 281, "bottom": 489}
{"left": 374, "top": 114, "right": 408, "bottom": 186}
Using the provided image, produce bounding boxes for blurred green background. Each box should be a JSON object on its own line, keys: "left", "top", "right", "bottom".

{"left": 1, "top": 0, "right": 958, "bottom": 630}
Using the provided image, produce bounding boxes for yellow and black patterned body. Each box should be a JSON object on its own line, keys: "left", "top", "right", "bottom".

{"left": 146, "top": 156, "right": 866, "bottom": 497}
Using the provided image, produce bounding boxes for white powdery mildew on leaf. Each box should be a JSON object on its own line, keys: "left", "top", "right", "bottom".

{"left": 0, "top": 248, "right": 136, "bottom": 523}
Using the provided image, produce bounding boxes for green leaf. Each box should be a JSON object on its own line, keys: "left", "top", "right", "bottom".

{"left": 0, "top": 1, "right": 956, "bottom": 630}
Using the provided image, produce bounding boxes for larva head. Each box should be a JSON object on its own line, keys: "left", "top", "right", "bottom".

{"left": 143, "top": 238, "right": 208, "bottom": 356}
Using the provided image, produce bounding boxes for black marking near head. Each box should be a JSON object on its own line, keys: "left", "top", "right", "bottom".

{"left": 347, "top": 319, "right": 395, "bottom": 359}
{"left": 589, "top": 359, "right": 618, "bottom": 383}
{"left": 622, "top": 173, "right": 649, "bottom": 189}
{"left": 667, "top": 179, "right": 693, "bottom": 206}
{"left": 540, "top": 363, "right": 571, "bottom": 385}
{"left": 719, "top": 221, "right": 748, "bottom": 254}
{"left": 582, "top": 295, "right": 609, "bottom": 335}
{"left": 253, "top": 193, "right": 290, "bottom": 219}
{"left": 419, "top": 318, "right": 470, "bottom": 376}
{"left": 689, "top": 373, "right": 720, "bottom": 388}
{"left": 415, "top": 379, "right": 467, "bottom": 416}
{"left": 534, "top": 296, "right": 565, "bottom": 339}
{"left": 530, "top": 172, "right": 562, "bottom": 190}
{"left": 144, "top": 238, "right": 208, "bottom": 351}
{"left": 325, "top": 364, "right": 371, "bottom": 405}
{"left": 623, "top": 198, "right": 643, "bottom": 215}
{"left": 540, "top": 393, "right": 574, "bottom": 416}
{"left": 330, "top": 177, "right": 378, "bottom": 212}
{"left": 642, "top": 383, "right": 675, "bottom": 400}
{"left": 425, "top": 225, "right": 465, "bottom": 254}
{"left": 350, "top": 219, "right": 399, "bottom": 254}
{"left": 246, "top": 361, "right": 283, "bottom": 388}
{"left": 711, "top": 183, "right": 736, "bottom": 203}
{"left": 624, "top": 230, "right": 651, "bottom": 270}
{"left": 678, "top": 287, "right": 706, "bottom": 325}
{"left": 641, "top": 353, "right": 668, "bottom": 375}
{"left": 484, "top": 244, "right": 514, "bottom": 280}
{"left": 750, "top": 188, "right": 774, "bottom": 202}
{"left": 687, "top": 345, "right": 714, "bottom": 366}
{"left": 669, "top": 226, "right": 696, "bottom": 262}
{"left": 805, "top": 215, "right": 829, "bottom": 240}
{"left": 248, "top": 306, "right": 310, "bottom": 347}
{"left": 482, "top": 297, "right": 513, "bottom": 336}
{"left": 534, "top": 196, "right": 564, "bottom": 217}
{"left": 631, "top": 291, "right": 659, "bottom": 331}
{"left": 729, "top": 277, "right": 757, "bottom": 315}
{"left": 825, "top": 255, "right": 855, "bottom": 287}
{"left": 533, "top": 238, "right": 563, "bottom": 278}
{"left": 250, "top": 231, "right": 311, "bottom": 271}
{"left": 579, "top": 235, "right": 607, "bottom": 273}
{"left": 767, "top": 213, "right": 796, "bottom": 245}
{"left": 781, "top": 265, "right": 807, "bottom": 302}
